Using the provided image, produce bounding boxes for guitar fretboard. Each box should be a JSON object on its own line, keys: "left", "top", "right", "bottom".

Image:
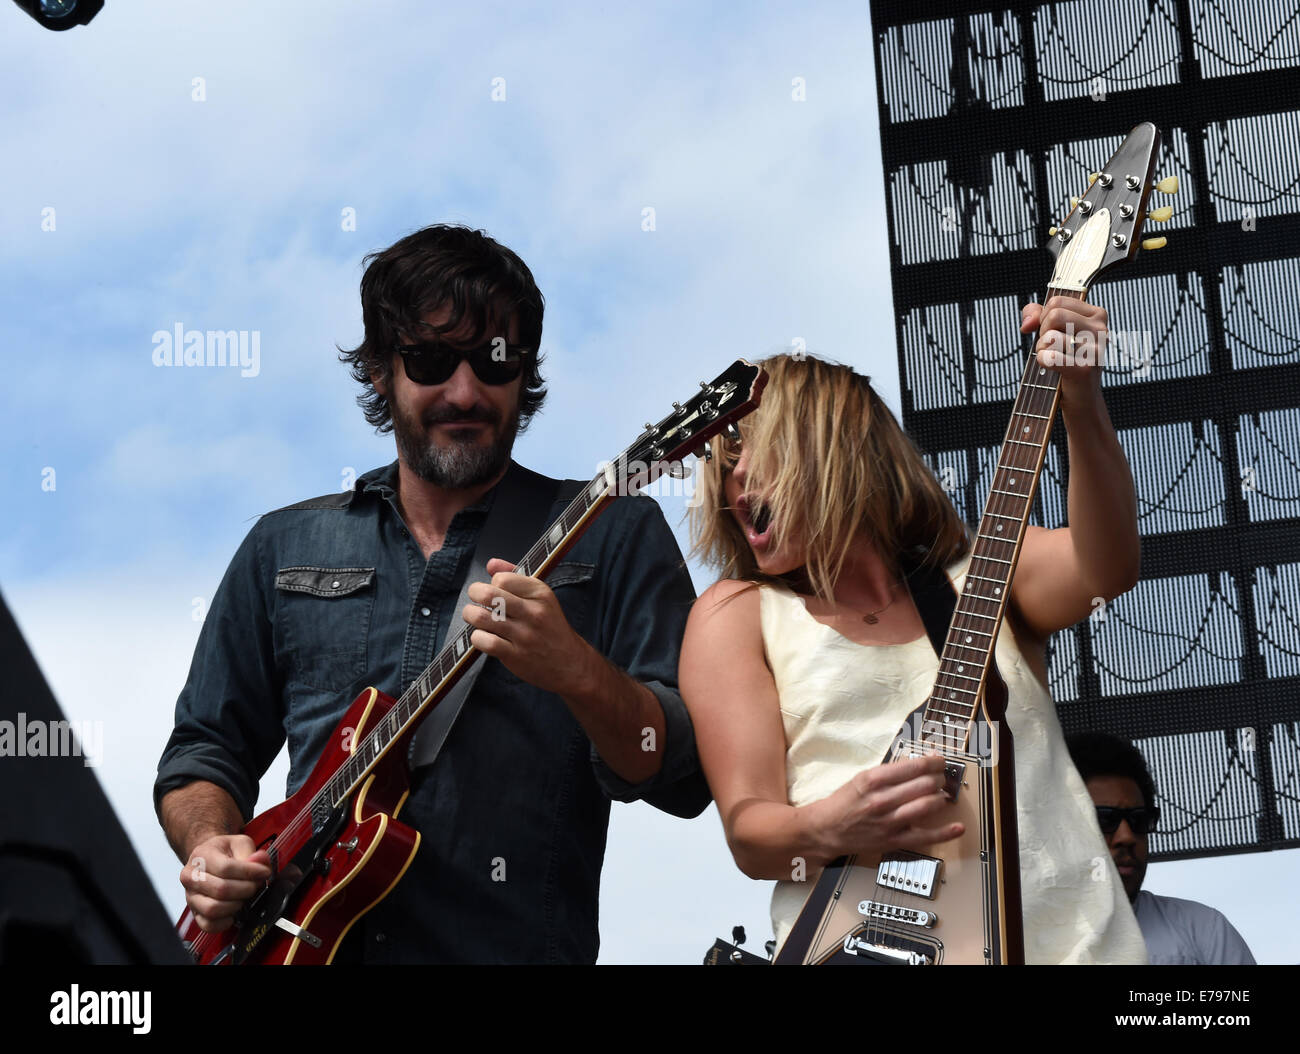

{"left": 921, "top": 287, "right": 1084, "bottom": 754}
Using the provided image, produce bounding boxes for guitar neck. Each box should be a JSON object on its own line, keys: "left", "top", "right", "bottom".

{"left": 923, "top": 286, "right": 1084, "bottom": 753}
{"left": 325, "top": 467, "right": 618, "bottom": 805}
{"left": 277, "top": 356, "right": 765, "bottom": 825}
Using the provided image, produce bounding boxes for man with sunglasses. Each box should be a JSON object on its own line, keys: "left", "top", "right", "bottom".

{"left": 155, "top": 224, "right": 710, "bottom": 963}
{"left": 1067, "top": 732, "right": 1255, "bottom": 965}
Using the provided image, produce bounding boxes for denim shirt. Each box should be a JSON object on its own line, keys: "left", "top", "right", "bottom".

{"left": 154, "top": 460, "right": 710, "bottom": 963}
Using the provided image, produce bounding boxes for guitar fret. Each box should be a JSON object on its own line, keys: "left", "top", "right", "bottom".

{"left": 955, "top": 609, "right": 997, "bottom": 621}
{"left": 925, "top": 705, "right": 971, "bottom": 719}
{"left": 984, "top": 511, "right": 1021, "bottom": 522}
{"left": 940, "top": 670, "right": 983, "bottom": 684}
{"left": 1006, "top": 438, "right": 1041, "bottom": 448}
{"left": 990, "top": 487, "right": 1026, "bottom": 499}
{"left": 949, "top": 626, "right": 993, "bottom": 639}
{"left": 1024, "top": 382, "right": 1057, "bottom": 391}
{"left": 972, "top": 554, "right": 1012, "bottom": 565}
{"left": 1014, "top": 410, "right": 1051, "bottom": 420}
{"left": 966, "top": 573, "right": 1006, "bottom": 585}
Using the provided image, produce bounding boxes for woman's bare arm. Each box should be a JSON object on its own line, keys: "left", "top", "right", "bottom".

{"left": 679, "top": 579, "right": 961, "bottom": 880}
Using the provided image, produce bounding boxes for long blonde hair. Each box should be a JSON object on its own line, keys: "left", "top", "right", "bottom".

{"left": 690, "top": 354, "right": 969, "bottom": 601}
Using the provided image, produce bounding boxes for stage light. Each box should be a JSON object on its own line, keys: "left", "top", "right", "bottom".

{"left": 10, "top": 0, "right": 104, "bottom": 30}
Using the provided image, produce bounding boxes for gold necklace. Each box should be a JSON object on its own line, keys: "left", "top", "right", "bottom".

{"left": 861, "top": 582, "right": 902, "bottom": 624}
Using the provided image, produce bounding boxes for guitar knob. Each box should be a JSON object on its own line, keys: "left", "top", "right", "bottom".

{"left": 1141, "top": 236, "right": 1168, "bottom": 251}
{"left": 1155, "top": 175, "right": 1179, "bottom": 194}
{"left": 1147, "top": 206, "right": 1173, "bottom": 222}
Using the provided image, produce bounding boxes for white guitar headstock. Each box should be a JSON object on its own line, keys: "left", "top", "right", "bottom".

{"left": 1046, "top": 122, "right": 1175, "bottom": 292}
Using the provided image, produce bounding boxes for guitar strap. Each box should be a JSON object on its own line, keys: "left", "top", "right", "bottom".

{"left": 902, "top": 548, "right": 959, "bottom": 660}
{"left": 409, "top": 461, "right": 584, "bottom": 770}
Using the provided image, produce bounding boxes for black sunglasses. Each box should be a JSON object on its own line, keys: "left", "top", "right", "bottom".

{"left": 1095, "top": 805, "right": 1159, "bottom": 836}
{"left": 394, "top": 340, "right": 531, "bottom": 386}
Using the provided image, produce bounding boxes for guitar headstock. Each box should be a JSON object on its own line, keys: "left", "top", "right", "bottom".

{"left": 607, "top": 359, "right": 767, "bottom": 494}
{"left": 1046, "top": 122, "right": 1177, "bottom": 292}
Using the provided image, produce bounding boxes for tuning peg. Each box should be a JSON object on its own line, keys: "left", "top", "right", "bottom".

{"left": 1141, "top": 236, "right": 1167, "bottom": 251}
{"left": 1155, "top": 175, "right": 1179, "bottom": 194}
{"left": 1147, "top": 206, "right": 1173, "bottom": 222}
{"left": 1088, "top": 172, "right": 1099, "bottom": 185}
{"left": 1049, "top": 225, "right": 1058, "bottom": 236}
{"left": 1070, "top": 196, "right": 1080, "bottom": 209}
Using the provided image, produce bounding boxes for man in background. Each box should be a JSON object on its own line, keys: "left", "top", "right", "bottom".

{"left": 1067, "top": 731, "right": 1255, "bottom": 965}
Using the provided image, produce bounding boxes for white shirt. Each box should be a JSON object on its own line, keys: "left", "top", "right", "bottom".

{"left": 1133, "top": 889, "right": 1255, "bottom": 965}
{"left": 759, "top": 557, "right": 1148, "bottom": 964}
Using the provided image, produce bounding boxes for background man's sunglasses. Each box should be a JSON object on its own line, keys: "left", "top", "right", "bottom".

{"left": 394, "top": 341, "right": 531, "bottom": 385}
{"left": 1095, "top": 805, "right": 1159, "bottom": 835}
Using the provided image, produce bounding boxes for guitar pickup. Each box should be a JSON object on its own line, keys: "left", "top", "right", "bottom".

{"left": 876, "top": 854, "right": 940, "bottom": 899}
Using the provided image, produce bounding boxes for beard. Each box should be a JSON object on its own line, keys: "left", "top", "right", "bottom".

{"left": 391, "top": 396, "right": 519, "bottom": 489}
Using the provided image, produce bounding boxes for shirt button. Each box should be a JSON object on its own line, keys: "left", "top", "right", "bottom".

{"left": 331, "top": 580, "right": 341, "bottom": 589}
{"left": 420, "top": 607, "right": 431, "bottom": 617}
{"left": 375, "top": 932, "right": 386, "bottom": 943}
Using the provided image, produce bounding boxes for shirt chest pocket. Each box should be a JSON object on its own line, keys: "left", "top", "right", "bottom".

{"left": 274, "top": 566, "right": 376, "bottom": 692}
{"left": 545, "top": 561, "right": 596, "bottom": 634}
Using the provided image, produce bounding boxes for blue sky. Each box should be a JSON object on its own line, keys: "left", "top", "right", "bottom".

{"left": 1, "top": 0, "right": 1294, "bottom": 964}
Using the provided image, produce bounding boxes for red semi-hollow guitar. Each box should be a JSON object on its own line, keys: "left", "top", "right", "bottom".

{"left": 177, "top": 359, "right": 767, "bottom": 964}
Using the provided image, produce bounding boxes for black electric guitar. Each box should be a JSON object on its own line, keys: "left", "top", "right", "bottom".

{"left": 775, "top": 122, "right": 1174, "bottom": 965}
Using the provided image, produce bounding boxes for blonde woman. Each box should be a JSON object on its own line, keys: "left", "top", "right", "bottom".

{"left": 679, "top": 298, "right": 1148, "bottom": 964}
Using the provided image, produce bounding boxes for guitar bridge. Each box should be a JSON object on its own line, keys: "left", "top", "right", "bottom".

{"left": 842, "top": 934, "right": 932, "bottom": 965}
{"left": 857, "top": 899, "right": 936, "bottom": 928}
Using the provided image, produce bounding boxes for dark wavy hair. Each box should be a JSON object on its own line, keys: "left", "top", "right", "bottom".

{"left": 339, "top": 224, "right": 547, "bottom": 433}
{"left": 1066, "top": 732, "right": 1158, "bottom": 812}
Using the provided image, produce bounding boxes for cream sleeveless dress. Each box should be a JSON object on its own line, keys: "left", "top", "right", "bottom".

{"left": 762, "top": 557, "right": 1148, "bottom": 964}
